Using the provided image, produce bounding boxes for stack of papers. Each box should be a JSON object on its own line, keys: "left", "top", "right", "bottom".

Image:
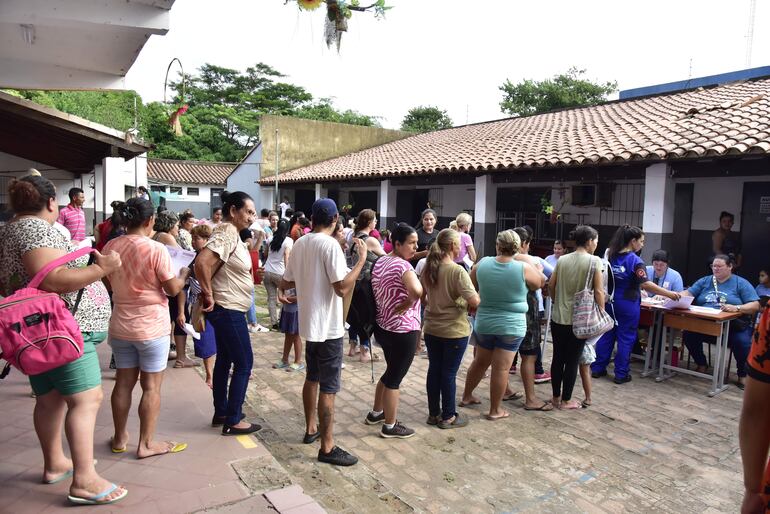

{"left": 662, "top": 296, "right": 694, "bottom": 310}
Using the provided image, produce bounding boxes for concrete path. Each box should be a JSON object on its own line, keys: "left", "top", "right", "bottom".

{"left": 243, "top": 303, "right": 745, "bottom": 513}
{"left": 0, "top": 341, "right": 324, "bottom": 513}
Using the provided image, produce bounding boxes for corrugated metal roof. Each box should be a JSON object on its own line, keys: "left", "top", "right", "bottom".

{"left": 261, "top": 78, "right": 770, "bottom": 185}
{"left": 147, "top": 158, "right": 235, "bottom": 185}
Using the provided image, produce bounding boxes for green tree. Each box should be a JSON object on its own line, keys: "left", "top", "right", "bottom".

{"left": 400, "top": 106, "right": 453, "bottom": 133}
{"left": 11, "top": 90, "right": 140, "bottom": 131}
{"left": 8, "top": 62, "right": 379, "bottom": 162}
{"left": 294, "top": 98, "right": 379, "bottom": 126}
{"left": 499, "top": 67, "right": 617, "bottom": 117}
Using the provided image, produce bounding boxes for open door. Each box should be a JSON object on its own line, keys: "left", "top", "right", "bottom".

{"left": 396, "top": 189, "right": 430, "bottom": 227}
{"left": 671, "top": 183, "right": 694, "bottom": 283}
{"left": 740, "top": 182, "right": 770, "bottom": 281}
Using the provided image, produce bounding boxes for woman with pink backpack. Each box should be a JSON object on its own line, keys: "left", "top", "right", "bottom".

{"left": 0, "top": 175, "right": 127, "bottom": 505}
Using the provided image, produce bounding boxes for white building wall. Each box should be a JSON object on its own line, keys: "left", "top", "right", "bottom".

{"left": 674, "top": 175, "right": 770, "bottom": 231}
{"left": 0, "top": 151, "right": 82, "bottom": 206}
{"left": 227, "top": 144, "right": 269, "bottom": 211}
{"left": 97, "top": 155, "right": 148, "bottom": 217}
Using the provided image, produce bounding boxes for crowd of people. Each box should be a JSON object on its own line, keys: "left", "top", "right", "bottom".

{"left": 1, "top": 175, "right": 768, "bottom": 505}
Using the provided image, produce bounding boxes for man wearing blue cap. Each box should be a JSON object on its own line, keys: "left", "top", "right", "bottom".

{"left": 282, "top": 198, "right": 367, "bottom": 466}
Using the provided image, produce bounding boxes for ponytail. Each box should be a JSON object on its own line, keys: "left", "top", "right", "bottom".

{"left": 423, "top": 228, "right": 459, "bottom": 288}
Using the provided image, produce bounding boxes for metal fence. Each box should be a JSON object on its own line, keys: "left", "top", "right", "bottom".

{"left": 495, "top": 211, "right": 560, "bottom": 242}
{"left": 598, "top": 182, "right": 645, "bottom": 227}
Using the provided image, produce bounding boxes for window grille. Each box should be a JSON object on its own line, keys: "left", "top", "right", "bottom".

{"left": 599, "top": 183, "right": 645, "bottom": 227}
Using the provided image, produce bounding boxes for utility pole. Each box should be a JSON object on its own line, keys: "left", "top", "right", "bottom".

{"left": 274, "top": 128, "right": 279, "bottom": 210}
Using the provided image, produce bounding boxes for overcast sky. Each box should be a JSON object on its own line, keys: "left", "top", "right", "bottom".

{"left": 126, "top": 0, "right": 770, "bottom": 130}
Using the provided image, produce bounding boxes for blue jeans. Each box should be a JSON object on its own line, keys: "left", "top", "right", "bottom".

{"left": 425, "top": 334, "right": 468, "bottom": 420}
{"left": 592, "top": 299, "right": 638, "bottom": 379}
{"left": 348, "top": 327, "right": 370, "bottom": 348}
{"left": 207, "top": 304, "right": 253, "bottom": 426}
{"left": 246, "top": 288, "right": 257, "bottom": 325}
{"left": 683, "top": 324, "right": 753, "bottom": 377}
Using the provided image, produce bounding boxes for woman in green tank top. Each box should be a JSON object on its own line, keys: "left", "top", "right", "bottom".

{"left": 461, "top": 230, "right": 544, "bottom": 420}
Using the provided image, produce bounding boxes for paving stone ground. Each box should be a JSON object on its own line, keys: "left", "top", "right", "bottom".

{"left": 243, "top": 290, "right": 745, "bottom": 513}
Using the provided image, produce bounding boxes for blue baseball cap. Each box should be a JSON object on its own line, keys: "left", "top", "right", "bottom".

{"left": 311, "top": 198, "right": 338, "bottom": 220}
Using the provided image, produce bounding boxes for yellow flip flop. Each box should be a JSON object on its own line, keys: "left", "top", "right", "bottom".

{"left": 169, "top": 442, "right": 187, "bottom": 453}
{"left": 110, "top": 438, "right": 127, "bottom": 453}
{"left": 135, "top": 441, "right": 187, "bottom": 459}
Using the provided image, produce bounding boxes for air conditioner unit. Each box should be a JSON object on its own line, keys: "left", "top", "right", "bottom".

{"left": 571, "top": 184, "right": 613, "bottom": 207}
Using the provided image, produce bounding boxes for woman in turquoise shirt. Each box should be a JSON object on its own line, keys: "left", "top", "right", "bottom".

{"left": 460, "top": 230, "right": 544, "bottom": 420}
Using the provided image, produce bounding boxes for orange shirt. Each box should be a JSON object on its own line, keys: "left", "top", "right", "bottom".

{"left": 103, "top": 235, "right": 174, "bottom": 341}
{"left": 290, "top": 223, "right": 303, "bottom": 241}
{"left": 748, "top": 305, "right": 770, "bottom": 513}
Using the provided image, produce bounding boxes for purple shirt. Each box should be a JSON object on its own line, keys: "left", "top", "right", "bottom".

{"left": 371, "top": 255, "right": 421, "bottom": 332}
{"left": 454, "top": 232, "right": 473, "bottom": 264}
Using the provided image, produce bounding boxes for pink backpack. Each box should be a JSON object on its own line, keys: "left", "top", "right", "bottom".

{"left": 0, "top": 247, "right": 93, "bottom": 376}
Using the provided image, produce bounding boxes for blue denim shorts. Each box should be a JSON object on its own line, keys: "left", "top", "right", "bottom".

{"left": 110, "top": 335, "right": 170, "bottom": 373}
{"left": 474, "top": 333, "right": 524, "bottom": 352}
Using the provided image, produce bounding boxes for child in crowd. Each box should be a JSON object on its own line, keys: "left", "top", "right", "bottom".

{"left": 757, "top": 268, "right": 770, "bottom": 299}
{"left": 188, "top": 224, "right": 217, "bottom": 388}
{"left": 275, "top": 286, "right": 304, "bottom": 371}
{"left": 299, "top": 217, "right": 312, "bottom": 236}
{"left": 381, "top": 229, "right": 392, "bottom": 253}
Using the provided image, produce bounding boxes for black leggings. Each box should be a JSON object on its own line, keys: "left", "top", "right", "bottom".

{"left": 374, "top": 326, "right": 419, "bottom": 389}
{"left": 550, "top": 322, "right": 586, "bottom": 402}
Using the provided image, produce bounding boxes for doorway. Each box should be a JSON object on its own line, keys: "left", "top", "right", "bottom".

{"left": 671, "top": 183, "right": 694, "bottom": 283}
{"left": 740, "top": 182, "right": 770, "bottom": 281}
{"left": 294, "top": 190, "right": 315, "bottom": 216}
{"left": 210, "top": 188, "right": 224, "bottom": 215}
{"left": 396, "top": 189, "right": 430, "bottom": 227}
{"left": 348, "top": 190, "right": 378, "bottom": 216}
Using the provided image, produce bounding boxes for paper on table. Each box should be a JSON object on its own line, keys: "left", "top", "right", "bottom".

{"left": 165, "top": 245, "right": 196, "bottom": 276}
{"left": 662, "top": 296, "right": 694, "bottom": 310}
{"left": 183, "top": 323, "right": 200, "bottom": 340}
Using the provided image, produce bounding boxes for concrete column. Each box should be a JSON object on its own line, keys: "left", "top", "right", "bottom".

{"left": 641, "top": 162, "right": 675, "bottom": 262}
{"left": 314, "top": 183, "right": 327, "bottom": 200}
{"left": 379, "top": 179, "right": 396, "bottom": 230}
{"left": 474, "top": 174, "right": 497, "bottom": 258}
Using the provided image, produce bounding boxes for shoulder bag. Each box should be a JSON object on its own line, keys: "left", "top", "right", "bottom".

{"left": 190, "top": 240, "right": 238, "bottom": 332}
{"left": 573, "top": 258, "right": 615, "bottom": 339}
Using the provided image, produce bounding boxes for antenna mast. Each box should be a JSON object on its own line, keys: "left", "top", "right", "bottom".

{"left": 746, "top": 0, "right": 757, "bottom": 67}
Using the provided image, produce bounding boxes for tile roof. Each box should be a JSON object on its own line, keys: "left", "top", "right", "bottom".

{"left": 147, "top": 158, "right": 235, "bottom": 185}
{"left": 262, "top": 78, "right": 770, "bottom": 185}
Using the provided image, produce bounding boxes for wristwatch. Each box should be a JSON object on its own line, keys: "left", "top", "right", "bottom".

{"left": 736, "top": 305, "right": 741, "bottom": 313}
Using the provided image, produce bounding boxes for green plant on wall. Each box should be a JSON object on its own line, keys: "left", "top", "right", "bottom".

{"left": 291, "top": 0, "right": 393, "bottom": 49}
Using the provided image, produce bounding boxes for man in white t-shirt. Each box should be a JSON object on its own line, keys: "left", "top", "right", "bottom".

{"left": 282, "top": 198, "right": 366, "bottom": 467}
{"left": 279, "top": 197, "right": 291, "bottom": 219}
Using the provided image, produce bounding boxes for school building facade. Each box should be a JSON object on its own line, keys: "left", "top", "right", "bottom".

{"left": 261, "top": 74, "right": 770, "bottom": 286}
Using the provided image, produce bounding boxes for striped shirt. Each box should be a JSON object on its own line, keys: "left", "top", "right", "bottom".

{"left": 371, "top": 255, "right": 421, "bottom": 333}
{"left": 56, "top": 204, "right": 86, "bottom": 242}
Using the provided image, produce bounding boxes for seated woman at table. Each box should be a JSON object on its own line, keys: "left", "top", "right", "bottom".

{"left": 644, "top": 249, "right": 684, "bottom": 297}
{"left": 680, "top": 254, "right": 759, "bottom": 389}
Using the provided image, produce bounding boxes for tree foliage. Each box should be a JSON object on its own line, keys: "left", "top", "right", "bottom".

{"left": 294, "top": 99, "right": 379, "bottom": 127}
{"left": 12, "top": 90, "right": 140, "bottom": 132}
{"left": 7, "top": 62, "right": 378, "bottom": 162}
{"left": 499, "top": 67, "right": 617, "bottom": 117}
{"left": 400, "top": 106, "right": 453, "bottom": 133}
